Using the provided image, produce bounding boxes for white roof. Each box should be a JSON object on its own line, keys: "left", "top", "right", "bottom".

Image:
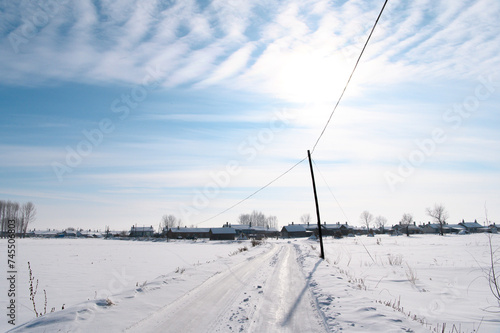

{"left": 211, "top": 227, "right": 236, "bottom": 234}
{"left": 283, "top": 225, "right": 306, "bottom": 232}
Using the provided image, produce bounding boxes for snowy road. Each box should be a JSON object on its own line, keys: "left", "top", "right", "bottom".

{"left": 7, "top": 236, "right": 499, "bottom": 332}
{"left": 127, "top": 243, "right": 327, "bottom": 333}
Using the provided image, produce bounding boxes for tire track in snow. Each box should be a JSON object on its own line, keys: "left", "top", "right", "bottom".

{"left": 126, "top": 243, "right": 327, "bottom": 333}
{"left": 126, "top": 244, "right": 280, "bottom": 332}
{"left": 248, "top": 244, "right": 327, "bottom": 333}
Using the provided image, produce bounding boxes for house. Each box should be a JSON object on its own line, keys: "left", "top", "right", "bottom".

{"left": 322, "top": 222, "right": 353, "bottom": 237}
{"left": 224, "top": 223, "right": 279, "bottom": 239}
{"left": 130, "top": 225, "right": 154, "bottom": 237}
{"left": 210, "top": 227, "right": 236, "bottom": 240}
{"left": 65, "top": 228, "right": 78, "bottom": 237}
{"left": 293, "top": 222, "right": 350, "bottom": 237}
{"left": 421, "top": 223, "right": 451, "bottom": 234}
{"left": 448, "top": 224, "right": 466, "bottom": 234}
{"left": 381, "top": 225, "right": 395, "bottom": 235}
{"left": 246, "top": 225, "right": 279, "bottom": 239}
{"left": 102, "top": 229, "right": 129, "bottom": 238}
{"left": 167, "top": 227, "right": 210, "bottom": 239}
{"left": 352, "top": 226, "right": 369, "bottom": 235}
{"left": 55, "top": 228, "right": 78, "bottom": 238}
{"left": 424, "top": 222, "right": 466, "bottom": 234}
{"left": 228, "top": 224, "right": 256, "bottom": 238}
{"left": 459, "top": 220, "right": 483, "bottom": 233}
{"left": 281, "top": 224, "right": 308, "bottom": 238}
{"left": 295, "top": 222, "right": 324, "bottom": 236}
{"left": 393, "top": 223, "right": 423, "bottom": 235}
{"left": 29, "top": 229, "right": 62, "bottom": 238}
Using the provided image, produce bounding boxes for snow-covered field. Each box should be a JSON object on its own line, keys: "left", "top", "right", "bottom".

{"left": 1, "top": 234, "right": 499, "bottom": 332}
{"left": 298, "top": 234, "right": 500, "bottom": 332}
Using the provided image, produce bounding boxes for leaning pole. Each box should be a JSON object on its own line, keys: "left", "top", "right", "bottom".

{"left": 307, "top": 150, "right": 325, "bottom": 260}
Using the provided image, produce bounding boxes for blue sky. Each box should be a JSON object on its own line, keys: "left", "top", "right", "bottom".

{"left": 1, "top": 0, "right": 499, "bottom": 231}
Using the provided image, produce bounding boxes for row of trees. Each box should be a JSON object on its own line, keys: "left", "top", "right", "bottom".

{"left": 161, "top": 214, "right": 182, "bottom": 229}
{"left": 238, "top": 210, "right": 278, "bottom": 229}
{"left": 360, "top": 211, "right": 388, "bottom": 231}
{"left": 160, "top": 210, "right": 279, "bottom": 230}
{"left": 160, "top": 204, "right": 448, "bottom": 234}
{"left": 360, "top": 203, "right": 449, "bottom": 235}
{"left": 0, "top": 200, "right": 37, "bottom": 236}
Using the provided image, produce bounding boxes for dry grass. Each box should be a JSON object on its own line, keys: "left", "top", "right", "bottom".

{"left": 405, "top": 263, "right": 418, "bottom": 286}
{"left": 387, "top": 253, "right": 403, "bottom": 266}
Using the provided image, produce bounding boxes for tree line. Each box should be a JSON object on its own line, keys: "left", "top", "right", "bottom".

{"left": 0, "top": 200, "right": 37, "bottom": 236}
{"left": 160, "top": 203, "right": 453, "bottom": 234}
{"left": 160, "top": 210, "right": 279, "bottom": 230}
{"left": 238, "top": 210, "right": 278, "bottom": 229}
{"left": 360, "top": 203, "right": 450, "bottom": 235}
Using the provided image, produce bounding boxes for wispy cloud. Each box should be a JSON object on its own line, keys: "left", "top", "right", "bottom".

{"left": 1, "top": 0, "right": 499, "bottom": 93}
{"left": 1, "top": 0, "right": 499, "bottom": 229}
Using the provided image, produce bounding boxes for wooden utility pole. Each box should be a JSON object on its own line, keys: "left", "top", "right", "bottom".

{"left": 307, "top": 150, "right": 325, "bottom": 260}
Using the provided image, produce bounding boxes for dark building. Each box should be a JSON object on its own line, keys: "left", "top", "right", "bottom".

{"left": 210, "top": 227, "right": 236, "bottom": 240}
{"left": 281, "top": 224, "right": 308, "bottom": 238}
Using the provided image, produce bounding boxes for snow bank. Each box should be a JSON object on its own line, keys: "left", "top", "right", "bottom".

{"left": 295, "top": 234, "right": 500, "bottom": 332}
{"left": 1, "top": 235, "right": 499, "bottom": 332}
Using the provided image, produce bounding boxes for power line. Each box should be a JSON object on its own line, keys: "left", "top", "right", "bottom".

{"left": 194, "top": 0, "right": 388, "bottom": 225}
{"left": 197, "top": 157, "right": 307, "bottom": 225}
{"left": 311, "top": 0, "right": 389, "bottom": 154}
{"left": 312, "top": 158, "right": 351, "bottom": 224}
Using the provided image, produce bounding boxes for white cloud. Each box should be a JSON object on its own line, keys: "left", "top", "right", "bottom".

{"left": 1, "top": 0, "right": 499, "bottom": 91}
{"left": 1, "top": 0, "right": 500, "bottom": 227}
{"left": 197, "top": 43, "right": 255, "bottom": 86}
{"left": 208, "top": 0, "right": 254, "bottom": 41}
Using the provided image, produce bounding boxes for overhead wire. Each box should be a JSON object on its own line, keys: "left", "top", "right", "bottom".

{"left": 311, "top": 0, "right": 389, "bottom": 154}
{"left": 197, "top": 157, "right": 307, "bottom": 225}
{"left": 195, "top": 0, "right": 388, "bottom": 225}
{"left": 312, "top": 158, "right": 351, "bottom": 224}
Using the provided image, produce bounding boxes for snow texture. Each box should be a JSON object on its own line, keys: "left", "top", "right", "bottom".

{"left": 1, "top": 234, "right": 499, "bottom": 332}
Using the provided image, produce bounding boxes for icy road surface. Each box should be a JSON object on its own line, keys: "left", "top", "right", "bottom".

{"left": 127, "top": 243, "right": 327, "bottom": 332}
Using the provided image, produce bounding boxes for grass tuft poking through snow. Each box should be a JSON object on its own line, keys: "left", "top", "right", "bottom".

{"left": 229, "top": 246, "right": 248, "bottom": 256}
{"left": 174, "top": 267, "right": 185, "bottom": 274}
{"left": 27, "top": 262, "right": 55, "bottom": 318}
{"left": 405, "top": 263, "right": 419, "bottom": 286}
{"left": 251, "top": 239, "right": 262, "bottom": 247}
{"left": 486, "top": 235, "right": 500, "bottom": 312}
{"left": 387, "top": 253, "right": 403, "bottom": 266}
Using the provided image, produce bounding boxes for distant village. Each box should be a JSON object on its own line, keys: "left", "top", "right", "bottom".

{"left": 3, "top": 201, "right": 497, "bottom": 240}
{"left": 24, "top": 219, "right": 497, "bottom": 240}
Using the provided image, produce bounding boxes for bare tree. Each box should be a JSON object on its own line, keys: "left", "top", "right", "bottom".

{"left": 162, "top": 214, "right": 180, "bottom": 230}
{"left": 238, "top": 213, "right": 251, "bottom": 225}
{"left": 250, "top": 210, "right": 267, "bottom": 227}
{"left": 0, "top": 200, "right": 23, "bottom": 236}
{"left": 426, "top": 204, "right": 449, "bottom": 236}
{"left": 239, "top": 211, "right": 268, "bottom": 227}
{"left": 375, "top": 215, "right": 387, "bottom": 233}
{"left": 21, "top": 202, "right": 36, "bottom": 236}
{"left": 400, "top": 213, "right": 413, "bottom": 225}
{"left": 0, "top": 200, "right": 6, "bottom": 235}
{"left": 300, "top": 213, "right": 311, "bottom": 225}
{"left": 12, "top": 203, "right": 20, "bottom": 233}
{"left": 360, "top": 210, "right": 373, "bottom": 230}
{"left": 400, "top": 213, "right": 414, "bottom": 236}
{"left": 266, "top": 215, "right": 278, "bottom": 229}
